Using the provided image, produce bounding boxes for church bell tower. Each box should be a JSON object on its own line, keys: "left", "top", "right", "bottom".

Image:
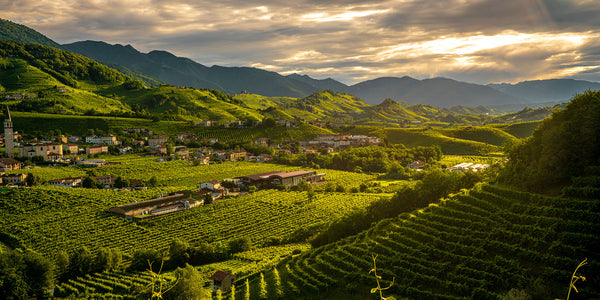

{"left": 4, "top": 105, "right": 14, "bottom": 158}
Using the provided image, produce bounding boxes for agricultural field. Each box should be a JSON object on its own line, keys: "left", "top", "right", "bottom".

{"left": 243, "top": 184, "right": 600, "bottom": 300}
{"left": 0, "top": 160, "right": 385, "bottom": 261}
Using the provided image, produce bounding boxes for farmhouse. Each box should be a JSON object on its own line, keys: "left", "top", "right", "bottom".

{"left": 236, "top": 170, "right": 325, "bottom": 189}
{"left": 86, "top": 144, "right": 109, "bottom": 155}
{"left": 0, "top": 158, "right": 21, "bottom": 170}
{"left": 1, "top": 173, "right": 26, "bottom": 186}
{"left": 199, "top": 180, "right": 221, "bottom": 191}
{"left": 18, "top": 142, "right": 63, "bottom": 161}
{"left": 211, "top": 270, "right": 236, "bottom": 293}
{"left": 48, "top": 177, "right": 84, "bottom": 188}
{"left": 108, "top": 192, "right": 192, "bottom": 219}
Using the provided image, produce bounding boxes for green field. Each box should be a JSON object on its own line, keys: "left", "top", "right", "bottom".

{"left": 1, "top": 160, "right": 383, "bottom": 260}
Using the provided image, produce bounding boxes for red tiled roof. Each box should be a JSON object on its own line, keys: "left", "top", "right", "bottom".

{"left": 211, "top": 270, "right": 232, "bottom": 282}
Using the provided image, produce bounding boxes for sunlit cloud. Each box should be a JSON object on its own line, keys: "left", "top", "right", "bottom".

{"left": 301, "top": 9, "right": 389, "bottom": 22}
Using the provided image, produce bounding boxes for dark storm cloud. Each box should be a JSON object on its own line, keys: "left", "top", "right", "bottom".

{"left": 2, "top": 0, "right": 600, "bottom": 84}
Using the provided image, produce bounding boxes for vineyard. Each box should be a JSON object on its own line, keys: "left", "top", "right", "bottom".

{"left": 239, "top": 184, "right": 600, "bottom": 300}
{"left": 0, "top": 166, "right": 384, "bottom": 261}
{"left": 53, "top": 243, "right": 310, "bottom": 299}
{"left": 90, "top": 156, "right": 376, "bottom": 190}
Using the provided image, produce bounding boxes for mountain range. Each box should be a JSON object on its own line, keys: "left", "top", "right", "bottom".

{"left": 3, "top": 18, "right": 600, "bottom": 108}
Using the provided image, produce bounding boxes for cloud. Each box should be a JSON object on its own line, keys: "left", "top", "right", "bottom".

{"left": 3, "top": 0, "right": 600, "bottom": 85}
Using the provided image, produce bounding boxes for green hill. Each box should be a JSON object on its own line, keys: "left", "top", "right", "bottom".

{"left": 500, "top": 90, "right": 600, "bottom": 191}
{"left": 248, "top": 183, "right": 600, "bottom": 299}
{"left": 0, "top": 18, "right": 64, "bottom": 49}
{"left": 0, "top": 56, "right": 130, "bottom": 115}
{"left": 357, "top": 98, "right": 428, "bottom": 125}
{"left": 439, "top": 126, "right": 518, "bottom": 147}
{"left": 381, "top": 128, "right": 500, "bottom": 155}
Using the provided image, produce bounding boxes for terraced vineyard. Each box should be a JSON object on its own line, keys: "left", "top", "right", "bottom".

{"left": 244, "top": 184, "right": 600, "bottom": 299}
{"left": 54, "top": 244, "right": 310, "bottom": 299}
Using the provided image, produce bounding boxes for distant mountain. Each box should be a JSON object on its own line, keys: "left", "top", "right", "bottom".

{"left": 63, "top": 41, "right": 319, "bottom": 98}
{"left": 286, "top": 73, "right": 348, "bottom": 92}
{"left": 488, "top": 79, "right": 600, "bottom": 103}
{"left": 63, "top": 41, "right": 527, "bottom": 108}
{"left": 0, "top": 18, "right": 64, "bottom": 50}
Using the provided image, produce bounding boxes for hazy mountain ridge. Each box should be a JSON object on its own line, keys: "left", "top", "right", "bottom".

{"left": 488, "top": 79, "right": 600, "bottom": 103}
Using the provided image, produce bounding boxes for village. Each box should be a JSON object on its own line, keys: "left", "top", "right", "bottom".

{"left": 1, "top": 105, "right": 384, "bottom": 186}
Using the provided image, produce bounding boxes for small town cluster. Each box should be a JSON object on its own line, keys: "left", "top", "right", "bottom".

{"left": 0, "top": 105, "right": 377, "bottom": 186}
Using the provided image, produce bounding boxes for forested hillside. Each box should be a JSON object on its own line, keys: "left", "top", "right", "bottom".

{"left": 500, "top": 90, "right": 600, "bottom": 192}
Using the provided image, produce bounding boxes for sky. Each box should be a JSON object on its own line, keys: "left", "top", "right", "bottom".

{"left": 3, "top": 0, "right": 600, "bottom": 85}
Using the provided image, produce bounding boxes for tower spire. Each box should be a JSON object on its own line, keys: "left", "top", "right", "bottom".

{"left": 3, "top": 105, "right": 10, "bottom": 122}
{"left": 4, "top": 105, "right": 14, "bottom": 158}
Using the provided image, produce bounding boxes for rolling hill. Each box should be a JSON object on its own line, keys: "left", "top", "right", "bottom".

{"left": 0, "top": 18, "right": 64, "bottom": 50}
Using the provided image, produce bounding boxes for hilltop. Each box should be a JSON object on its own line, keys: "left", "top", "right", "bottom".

{"left": 0, "top": 18, "right": 64, "bottom": 50}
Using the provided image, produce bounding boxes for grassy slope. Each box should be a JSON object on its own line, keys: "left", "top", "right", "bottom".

{"left": 0, "top": 58, "right": 130, "bottom": 114}
{"left": 491, "top": 121, "right": 543, "bottom": 139}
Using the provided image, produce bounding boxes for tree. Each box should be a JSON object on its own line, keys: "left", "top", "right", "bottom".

{"left": 56, "top": 250, "right": 70, "bottom": 279}
{"left": 70, "top": 246, "right": 93, "bottom": 276}
{"left": 228, "top": 237, "right": 252, "bottom": 254}
{"left": 147, "top": 176, "right": 158, "bottom": 187}
{"left": 168, "top": 238, "right": 190, "bottom": 268}
{"left": 130, "top": 249, "right": 163, "bottom": 271}
{"left": 114, "top": 176, "right": 125, "bottom": 188}
{"left": 81, "top": 176, "right": 98, "bottom": 189}
{"left": 95, "top": 247, "right": 113, "bottom": 272}
{"left": 25, "top": 173, "right": 42, "bottom": 186}
{"left": 21, "top": 250, "right": 54, "bottom": 298}
{"left": 164, "top": 264, "right": 204, "bottom": 300}
{"left": 203, "top": 193, "right": 213, "bottom": 205}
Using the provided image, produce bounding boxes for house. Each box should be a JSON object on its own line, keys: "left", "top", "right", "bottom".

{"left": 236, "top": 170, "right": 325, "bottom": 189}
{"left": 68, "top": 136, "right": 81, "bottom": 143}
{"left": 108, "top": 192, "right": 190, "bottom": 219}
{"left": 200, "top": 120, "right": 213, "bottom": 127}
{"left": 199, "top": 180, "right": 221, "bottom": 191}
{"left": 148, "top": 135, "right": 169, "bottom": 148}
{"left": 18, "top": 142, "right": 63, "bottom": 161}
{"left": 47, "top": 152, "right": 63, "bottom": 162}
{"left": 254, "top": 138, "right": 270, "bottom": 146}
{"left": 226, "top": 151, "right": 247, "bottom": 161}
{"left": 48, "top": 177, "right": 84, "bottom": 188}
{"left": 95, "top": 176, "right": 116, "bottom": 188}
{"left": 86, "top": 144, "right": 109, "bottom": 155}
{"left": 65, "top": 144, "right": 79, "bottom": 155}
{"left": 119, "top": 146, "right": 132, "bottom": 154}
{"left": 0, "top": 158, "right": 21, "bottom": 170}
{"left": 407, "top": 160, "right": 426, "bottom": 169}
{"left": 174, "top": 146, "right": 189, "bottom": 159}
{"left": 193, "top": 155, "right": 211, "bottom": 165}
{"left": 1, "top": 173, "right": 26, "bottom": 185}
{"left": 77, "top": 159, "right": 107, "bottom": 167}
{"left": 211, "top": 270, "right": 236, "bottom": 293}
